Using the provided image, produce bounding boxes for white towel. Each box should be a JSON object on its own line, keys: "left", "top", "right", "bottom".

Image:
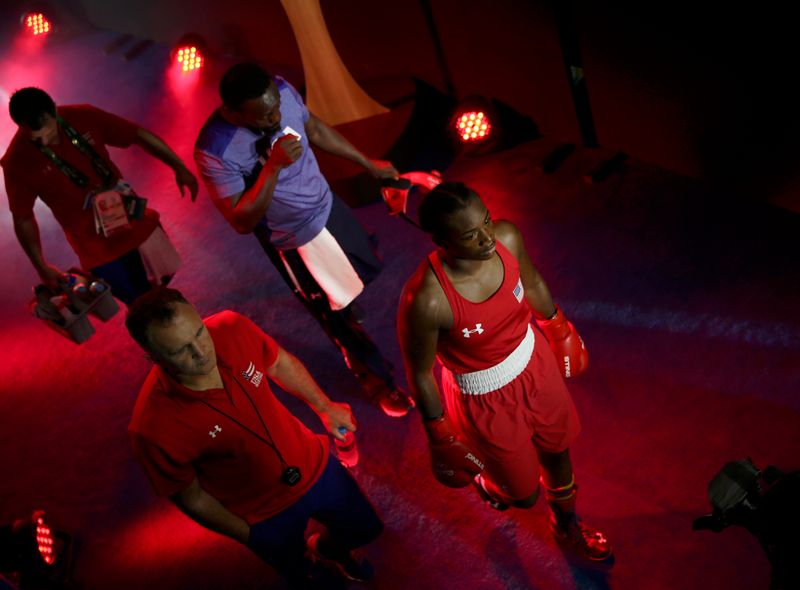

{"left": 137, "top": 226, "right": 183, "bottom": 284}
{"left": 296, "top": 228, "right": 364, "bottom": 310}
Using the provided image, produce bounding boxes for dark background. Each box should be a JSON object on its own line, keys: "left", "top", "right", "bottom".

{"left": 0, "top": 2, "right": 798, "bottom": 589}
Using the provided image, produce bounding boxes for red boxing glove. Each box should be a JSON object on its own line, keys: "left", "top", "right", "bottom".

{"left": 423, "top": 415, "right": 485, "bottom": 488}
{"left": 536, "top": 305, "right": 588, "bottom": 378}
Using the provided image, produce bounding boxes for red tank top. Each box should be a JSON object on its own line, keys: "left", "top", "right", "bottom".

{"left": 428, "top": 241, "right": 532, "bottom": 373}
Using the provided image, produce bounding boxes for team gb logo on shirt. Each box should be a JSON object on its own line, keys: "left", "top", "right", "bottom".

{"left": 242, "top": 362, "right": 264, "bottom": 387}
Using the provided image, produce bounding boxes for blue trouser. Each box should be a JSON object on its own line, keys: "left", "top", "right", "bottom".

{"left": 254, "top": 194, "right": 396, "bottom": 393}
{"left": 90, "top": 247, "right": 152, "bottom": 306}
{"left": 247, "top": 455, "right": 383, "bottom": 583}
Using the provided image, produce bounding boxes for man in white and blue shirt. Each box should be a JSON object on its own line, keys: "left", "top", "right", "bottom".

{"left": 194, "top": 62, "right": 413, "bottom": 417}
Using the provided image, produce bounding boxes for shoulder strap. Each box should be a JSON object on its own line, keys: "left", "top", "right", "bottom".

{"left": 494, "top": 240, "right": 519, "bottom": 285}
{"left": 427, "top": 250, "right": 461, "bottom": 329}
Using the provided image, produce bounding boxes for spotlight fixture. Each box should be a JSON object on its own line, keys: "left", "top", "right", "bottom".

{"left": 20, "top": 11, "right": 51, "bottom": 37}
{"left": 451, "top": 96, "right": 493, "bottom": 145}
{"left": 176, "top": 46, "right": 203, "bottom": 72}
{"left": 0, "top": 510, "right": 72, "bottom": 587}
{"left": 450, "top": 95, "right": 540, "bottom": 156}
{"left": 172, "top": 34, "right": 207, "bottom": 73}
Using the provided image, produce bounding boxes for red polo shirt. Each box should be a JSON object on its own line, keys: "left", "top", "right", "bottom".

{"left": 129, "top": 311, "right": 329, "bottom": 523}
{"left": 1, "top": 104, "right": 159, "bottom": 269}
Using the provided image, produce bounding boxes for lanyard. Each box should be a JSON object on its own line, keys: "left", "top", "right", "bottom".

{"left": 199, "top": 369, "right": 290, "bottom": 469}
{"left": 34, "top": 116, "right": 117, "bottom": 190}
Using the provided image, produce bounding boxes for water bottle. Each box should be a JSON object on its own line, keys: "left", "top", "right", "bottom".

{"left": 64, "top": 272, "right": 89, "bottom": 295}
{"left": 335, "top": 427, "right": 359, "bottom": 468}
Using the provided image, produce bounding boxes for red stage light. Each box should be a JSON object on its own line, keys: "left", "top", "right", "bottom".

{"left": 34, "top": 513, "right": 56, "bottom": 565}
{"left": 175, "top": 46, "right": 203, "bottom": 72}
{"left": 454, "top": 110, "right": 492, "bottom": 143}
{"left": 450, "top": 96, "right": 540, "bottom": 156}
{"left": 171, "top": 34, "right": 208, "bottom": 76}
{"left": 23, "top": 12, "right": 51, "bottom": 36}
{"left": 0, "top": 509, "right": 62, "bottom": 575}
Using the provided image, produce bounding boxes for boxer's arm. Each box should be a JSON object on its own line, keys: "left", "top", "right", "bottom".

{"left": 399, "top": 270, "right": 486, "bottom": 487}
{"left": 495, "top": 220, "right": 557, "bottom": 320}
{"left": 172, "top": 477, "right": 250, "bottom": 544}
{"left": 496, "top": 222, "right": 588, "bottom": 376}
{"left": 397, "top": 271, "right": 447, "bottom": 419}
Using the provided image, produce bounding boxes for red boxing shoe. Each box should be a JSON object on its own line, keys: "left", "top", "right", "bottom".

{"left": 473, "top": 474, "right": 510, "bottom": 511}
{"left": 550, "top": 518, "right": 613, "bottom": 561}
{"left": 375, "top": 386, "right": 416, "bottom": 418}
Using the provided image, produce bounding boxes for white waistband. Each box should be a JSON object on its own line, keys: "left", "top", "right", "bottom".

{"left": 450, "top": 325, "right": 535, "bottom": 395}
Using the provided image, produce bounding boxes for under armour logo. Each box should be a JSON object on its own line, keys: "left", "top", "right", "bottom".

{"left": 209, "top": 425, "right": 222, "bottom": 438}
{"left": 309, "top": 292, "right": 323, "bottom": 300}
{"left": 462, "top": 323, "right": 484, "bottom": 338}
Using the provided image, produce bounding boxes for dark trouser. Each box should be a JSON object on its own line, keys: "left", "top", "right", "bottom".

{"left": 247, "top": 455, "right": 384, "bottom": 585}
{"left": 90, "top": 247, "right": 152, "bottom": 306}
{"left": 253, "top": 194, "right": 396, "bottom": 392}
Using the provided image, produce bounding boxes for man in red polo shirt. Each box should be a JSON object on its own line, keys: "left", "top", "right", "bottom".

{"left": 126, "top": 288, "right": 382, "bottom": 589}
{"left": 2, "top": 87, "right": 198, "bottom": 304}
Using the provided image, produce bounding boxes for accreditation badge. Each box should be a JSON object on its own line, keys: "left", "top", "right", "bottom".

{"left": 92, "top": 190, "right": 131, "bottom": 237}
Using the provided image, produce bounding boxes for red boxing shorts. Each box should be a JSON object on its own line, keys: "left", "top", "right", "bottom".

{"left": 441, "top": 325, "right": 581, "bottom": 500}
